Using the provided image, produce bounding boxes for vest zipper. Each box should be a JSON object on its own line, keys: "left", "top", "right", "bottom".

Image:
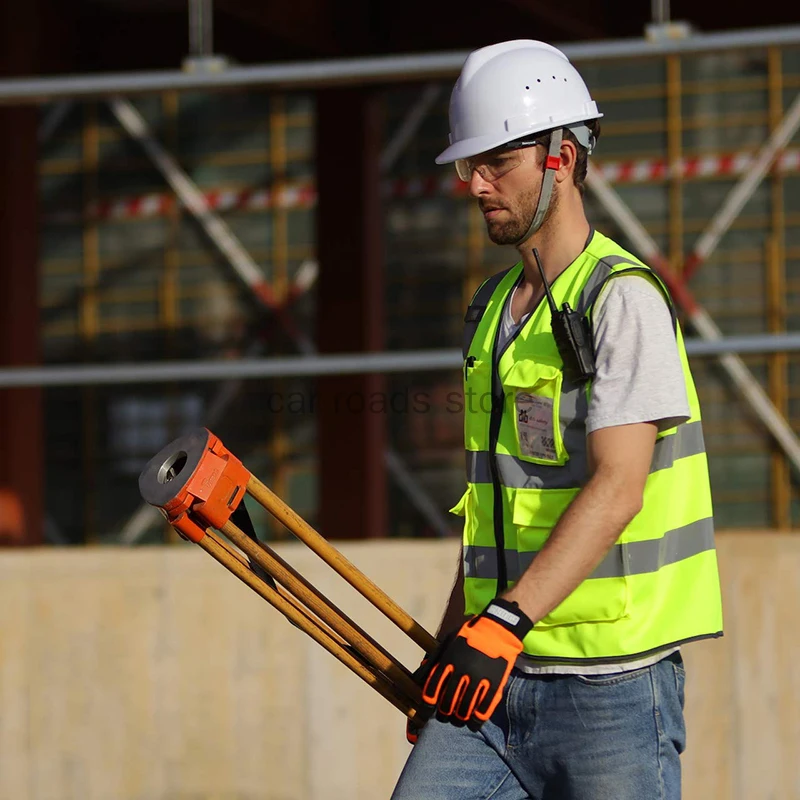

{"left": 488, "top": 273, "right": 539, "bottom": 596}
{"left": 487, "top": 266, "right": 574, "bottom": 596}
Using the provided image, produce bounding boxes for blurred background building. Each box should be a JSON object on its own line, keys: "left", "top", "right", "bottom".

{"left": 2, "top": 0, "right": 800, "bottom": 545}
{"left": 5, "top": 4, "right": 800, "bottom": 799}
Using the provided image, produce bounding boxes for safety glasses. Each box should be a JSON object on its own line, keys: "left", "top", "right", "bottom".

{"left": 455, "top": 138, "right": 545, "bottom": 183}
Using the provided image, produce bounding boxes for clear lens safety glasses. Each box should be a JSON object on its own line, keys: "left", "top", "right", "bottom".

{"left": 454, "top": 146, "right": 532, "bottom": 183}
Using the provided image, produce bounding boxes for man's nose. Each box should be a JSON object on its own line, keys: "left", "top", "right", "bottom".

{"left": 468, "top": 169, "right": 492, "bottom": 198}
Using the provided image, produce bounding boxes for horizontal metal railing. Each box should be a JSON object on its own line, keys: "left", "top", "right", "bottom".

{"left": 2, "top": 25, "right": 800, "bottom": 104}
{"left": 2, "top": 334, "right": 800, "bottom": 388}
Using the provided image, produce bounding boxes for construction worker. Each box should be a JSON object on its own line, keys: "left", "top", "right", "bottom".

{"left": 392, "top": 40, "right": 723, "bottom": 800}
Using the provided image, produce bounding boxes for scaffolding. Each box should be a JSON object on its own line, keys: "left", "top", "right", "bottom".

{"left": 21, "top": 26, "right": 800, "bottom": 541}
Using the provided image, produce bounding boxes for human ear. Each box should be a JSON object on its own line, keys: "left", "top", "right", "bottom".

{"left": 555, "top": 139, "right": 578, "bottom": 184}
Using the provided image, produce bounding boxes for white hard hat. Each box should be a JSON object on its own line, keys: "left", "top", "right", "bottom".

{"left": 436, "top": 40, "right": 602, "bottom": 164}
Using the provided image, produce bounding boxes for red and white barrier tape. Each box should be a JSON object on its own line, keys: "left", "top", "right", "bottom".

{"left": 596, "top": 148, "right": 800, "bottom": 184}
{"left": 88, "top": 183, "right": 317, "bottom": 221}
{"left": 45, "top": 147, "right": 800, "bottom": 223}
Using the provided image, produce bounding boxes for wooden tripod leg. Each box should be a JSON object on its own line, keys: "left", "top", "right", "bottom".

{"left": 246, "top": 476, "right": 439, "bottom": 654}
{"left": 199, "top": 531, "right": 420, "bottom": 720}
{"left": 220, "top": 519, "right": 423, "bottom": 706}
{"left": 209, "top": 532, "right": 332, "bottom": 634}
{"left": 217, "top": 523, "right": 406, "bottom": 679}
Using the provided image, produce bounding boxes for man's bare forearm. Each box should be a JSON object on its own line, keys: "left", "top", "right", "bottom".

{"left": 502, "top": 466, "right": 642, "bottom": 624}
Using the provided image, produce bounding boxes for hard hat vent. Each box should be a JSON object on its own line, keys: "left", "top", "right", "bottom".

{"left": 436, "top": 39, "right": 603, "bottom": 165}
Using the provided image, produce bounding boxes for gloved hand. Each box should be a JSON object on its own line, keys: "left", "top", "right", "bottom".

{"left": 420, "top": 598, "right": 533, "bottom": 725}
{"left": 406, "top": 715, "right": 422, "bottom": 745}
{"left": 406, "top": 657, "right": 434, "bottom": 744}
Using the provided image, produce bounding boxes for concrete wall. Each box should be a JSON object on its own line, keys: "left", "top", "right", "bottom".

{"left": 0, "top": 533, "right": 796, "bottom": 799}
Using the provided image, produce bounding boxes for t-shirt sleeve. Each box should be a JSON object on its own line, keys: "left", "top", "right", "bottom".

{"left": 586, "top": 274, "right": 690, "bottom": 434}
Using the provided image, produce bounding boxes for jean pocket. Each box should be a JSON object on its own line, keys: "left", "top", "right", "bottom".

{"left": 573, "top": 664, "right": 652, "bottom": 687}
{"left": 671, "top": 658, "right": 686, "bottom": 706}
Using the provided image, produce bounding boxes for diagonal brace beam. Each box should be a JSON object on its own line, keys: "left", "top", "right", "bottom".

{"left": 109, "top": 97, "right": 316, "bottom": 354}
{"left": 587, "top": 165, "right": 800, "bottom": 478}
{"left": 683, "top": 92, "right": 800, "bottom": 279}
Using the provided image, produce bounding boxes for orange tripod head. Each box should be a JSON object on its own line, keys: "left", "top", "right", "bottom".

{"left": 138, "top": 428, "right": 250, "bottom": 542}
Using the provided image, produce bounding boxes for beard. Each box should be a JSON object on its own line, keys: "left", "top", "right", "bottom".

{"left": 484, "top": 181, "right": 560, "bottom": 246}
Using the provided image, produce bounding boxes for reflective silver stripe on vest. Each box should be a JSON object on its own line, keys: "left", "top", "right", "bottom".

{"left": 558, "top": 374, "right": 589, "bottom": 483}
{"left": 466, "top": 419, "right": 707, "bottom": 488}
{"left": 466, "top": 450, "right": 585, "bottom": 489}
{"left": 463, "top": 517, "right": 715, "bottom": 581}
{"left": 650, "top": 420, "right": 705, "bottom": 473}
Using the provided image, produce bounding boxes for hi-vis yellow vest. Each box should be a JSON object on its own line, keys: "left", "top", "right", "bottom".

{"left": 454, "top": 230, "right": 723, "bottom": 662}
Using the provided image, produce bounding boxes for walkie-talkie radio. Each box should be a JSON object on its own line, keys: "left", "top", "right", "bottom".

{"left": 533, "top": 248, "right": 596, "bottom": 384}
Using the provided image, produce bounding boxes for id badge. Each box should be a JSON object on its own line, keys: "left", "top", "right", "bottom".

{"left": 515, "top": 392, "right": 557, "bottom": 461}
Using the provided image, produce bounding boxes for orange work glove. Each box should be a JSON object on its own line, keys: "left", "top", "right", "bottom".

{"left": 420, "top": 598, "right": 533, "bottom": 725}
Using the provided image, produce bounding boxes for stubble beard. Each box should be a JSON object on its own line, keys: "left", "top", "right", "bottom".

{"left": 485, "top": 183, "right": 560, "bottom": 246}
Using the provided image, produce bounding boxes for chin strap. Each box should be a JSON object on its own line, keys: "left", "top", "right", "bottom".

{"left": 512, "top": 127, "right": 563, "bottom": 245}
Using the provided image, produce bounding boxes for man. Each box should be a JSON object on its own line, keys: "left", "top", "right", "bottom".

{"left": 392, "top": 40, "right": 723, "bottom": 800}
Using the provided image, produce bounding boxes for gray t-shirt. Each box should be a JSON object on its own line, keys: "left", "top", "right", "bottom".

{"left": 498, "top": 274, "right": 689, "bottom": 674}
{"left": 586, "top": 274, "right": 689, "bottom": 434}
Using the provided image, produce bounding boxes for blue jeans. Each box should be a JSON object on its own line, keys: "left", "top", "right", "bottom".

{"left": 392, "top": 653, "right": 686, "bottom": 800}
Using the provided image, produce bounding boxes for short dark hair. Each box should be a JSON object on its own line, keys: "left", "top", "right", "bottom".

{"left": 565, "top": 119, "right": 601, "bottom": 196}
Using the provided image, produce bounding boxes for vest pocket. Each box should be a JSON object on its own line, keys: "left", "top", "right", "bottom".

{"left": 449, "top": 488, "right": 471, "bottom": 517}
{"left": 502, "top": 360, "right": 568, "bottom": 466}
{"left": 449, "top": 485, "right": 479, "bottom": 544}
{"left": 512, "top": 488, "right": 630, "bottom": 627}
{"left": 463, "top": 358, "right": 491, "bottom": 452}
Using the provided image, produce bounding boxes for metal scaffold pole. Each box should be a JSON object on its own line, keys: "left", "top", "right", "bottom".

{"left": 188, "top": 0, "right": 213, "bottom": 59}
{"left": 651, "top": 0, "right": 670, "bottom": 25}
{"left": 185, "top": 0, "right": 227, "bottom": 73}
{"left": 4, "top": 26, "right": 800, "bottom": 104}
{"left": 1, "top": 336, "right": 800, "bottom": 388}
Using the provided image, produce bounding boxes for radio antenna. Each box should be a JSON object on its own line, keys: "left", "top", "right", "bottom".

{"left": 532, "top": 248, "right": 559, "bottom": 314}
